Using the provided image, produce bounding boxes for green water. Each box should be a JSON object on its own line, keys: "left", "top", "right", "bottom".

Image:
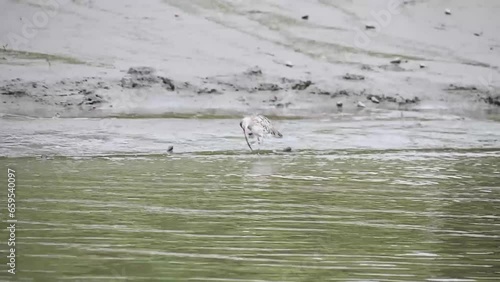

{"left": 1, "top": 149, "right": 499, "bottom": 281}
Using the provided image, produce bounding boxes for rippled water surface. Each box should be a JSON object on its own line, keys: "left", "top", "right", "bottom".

{"left": 1, "top": 112, "right": 500, "bottom": 281}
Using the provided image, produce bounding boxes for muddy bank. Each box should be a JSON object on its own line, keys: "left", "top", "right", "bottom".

{"left": 0, "top": 64, "right": 468, "bottom": 118}
{"left": 1, "top": 64, "right": 499, "bottom": 118}
{"left": 0, "top": 0, "right": 499, "bottom": 118}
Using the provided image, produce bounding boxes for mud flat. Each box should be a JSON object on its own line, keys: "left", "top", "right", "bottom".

{"left": 0, "top": 0, "right": 499, "bottom": 118}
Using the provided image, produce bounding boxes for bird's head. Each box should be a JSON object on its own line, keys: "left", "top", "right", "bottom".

{"left": 240, "top": 117, "right": 253, "bottom": 151}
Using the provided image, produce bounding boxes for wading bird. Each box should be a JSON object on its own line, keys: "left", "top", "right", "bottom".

{"left": 239, "top": 115, "right": 283, "bottom": 151}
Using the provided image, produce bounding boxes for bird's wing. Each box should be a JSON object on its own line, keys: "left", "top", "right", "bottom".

{"left": 253, "top": 115, "right": 283, "bottom": 138}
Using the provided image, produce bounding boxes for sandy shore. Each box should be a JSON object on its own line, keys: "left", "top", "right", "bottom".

{"left": 0, "top": 0, "right": 499, "bottom": 118}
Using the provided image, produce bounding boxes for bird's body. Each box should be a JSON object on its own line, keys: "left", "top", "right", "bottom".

{"left": 240, "top": 115, "right": 282, "bottom": 151}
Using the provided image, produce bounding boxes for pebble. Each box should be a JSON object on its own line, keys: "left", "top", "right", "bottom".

{"left": 357, "top": 101, "right": 366, "bottom": 108}
{"left": 285, "top": 61, "right": 294, "bottom": 68}
{"left": 167, "top": 146, "right": 174, "bottom": 153}
{"left": 370, "top": 96, "right": 380, "bottom": 104}
{"left": 445, "top": 9, "right": 451, "bottom": 15}
{"left": 283, "top": 147, "right": 292, "bottom": 152}
{"left": 301, "top": 15, "right": 309, "bottom": 20}
{"left": 390, "top": 58, "right": 402, "bottom": 64}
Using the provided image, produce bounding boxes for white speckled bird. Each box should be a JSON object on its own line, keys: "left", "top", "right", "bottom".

{"left": 239, "top": 115, "right": 283, "bottom": 151}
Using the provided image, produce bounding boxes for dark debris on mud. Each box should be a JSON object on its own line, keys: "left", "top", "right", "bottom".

{"left": 1, "top": 76, "right": 110, "bottom": 110}
{"left": 483, "top": 95, "right": 500, "bottom": 106}
{"left": 121, "top": 67, "right": 175, "bottom": 90}
{"left": 446, "top": 84, "right": 478, "bottom": 91}
{"left": 343, "top": 73, "right": 365, "bottom": 81}
{"left": 201, "top": 66, "right": 313, "bottom": 94}
{"left": 9, "top": 64, "right": 495, "bottom": 115}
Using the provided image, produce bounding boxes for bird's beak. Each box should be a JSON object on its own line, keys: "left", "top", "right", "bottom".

{"left": 242, "top": 128, "right": 253, "bottom": 151}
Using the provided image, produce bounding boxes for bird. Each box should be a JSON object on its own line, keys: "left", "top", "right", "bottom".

{"left": 239, "top": 115, "right": 283, "bottom": 151}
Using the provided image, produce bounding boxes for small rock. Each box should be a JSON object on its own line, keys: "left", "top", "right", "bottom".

{"left": 390, "top": 58, "right": 402, "bottom": 64}
{"left": 175, "top": 14, "right": 179, "bottom": 17}
{"left": 357, "top": 101, "right": 366, "bottom": 108}
{"left": 365, "top": 24, "right": 376, "bottom": 30}
{"left": 283, "top": 147, "right": 292, "bottom": 152}
{"left": 419, "top": 63, "right": 426, "bottom": 68}
{"left": 445, "top": 9, "right": 451, "bottom": 15}
{"left": 336, "top": 101, "right": 343, "bottom": 108}
{"left": 301, "top": 15, "right": 309, "bottom": 20}
{"left": 167, "top": 146, "right": 174, "bottom": 153}
{"left": 370, "top": 96, "right": 380, "bottom": 104}
{"left": 474, "top": 32, "right": 482, "bottom": 37}
{"left": 285, "top": 61, "right": 294, "bottom": 68}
